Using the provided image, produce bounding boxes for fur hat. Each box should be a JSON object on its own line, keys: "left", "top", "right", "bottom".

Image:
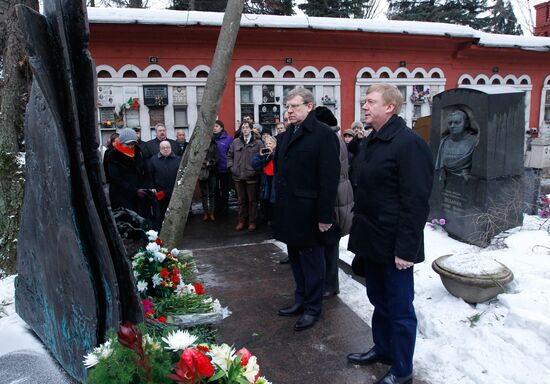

{"left": 343, "top": 129, "right": 356, "bottom": 137}
{"left": 118, "top": 128, "right": 138, "bottom": 144}
{"left": 315, "top": 106, "right": 338, "bottom": 127}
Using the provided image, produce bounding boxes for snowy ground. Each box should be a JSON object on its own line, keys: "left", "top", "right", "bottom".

{"left": 1, "top": 215, "right": 550, "bottom": 383}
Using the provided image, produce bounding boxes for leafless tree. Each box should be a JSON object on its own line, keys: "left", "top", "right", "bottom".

{"left": 160, "top": 0, "right": 244, "bottom": 246}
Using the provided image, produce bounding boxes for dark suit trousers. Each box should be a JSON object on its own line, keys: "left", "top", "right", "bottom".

{"left": 364, "top": 259, "right": 416, "bottom": 377}
{"left": 287, "top": 245, "right": 325, "bottom": 317}
{"left": 323, "top": 242, "right": 340, "bottom": 293}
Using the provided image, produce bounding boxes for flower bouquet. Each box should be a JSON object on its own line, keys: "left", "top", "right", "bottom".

{"left": 134, "top": 231, "right": 227, "bottom": 327}
{"left": 85, "top": 323, "right": 271, "bottom": 384}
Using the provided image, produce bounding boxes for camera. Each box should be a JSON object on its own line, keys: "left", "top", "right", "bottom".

{"left": 260, "top": 148, "right": 271, "bottom": 155}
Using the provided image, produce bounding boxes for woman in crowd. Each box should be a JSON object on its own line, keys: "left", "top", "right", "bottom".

{"left": 199, "top": 137, "right": 219, "bottom": 221}
{"left": 227, "top": 121, "right": 263, "bottom": 231}
{"left": 251, "top": 134, "right": 277, "bottom": 226}
{"left": 213, "top": 120, "right": 234, "bottom": 216}
{"left": 106, "top": 128, "right": 153, "bottom": 220}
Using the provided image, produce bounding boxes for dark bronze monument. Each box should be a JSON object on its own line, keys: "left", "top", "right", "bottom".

{"left": 430, "top": 87, "right": 525, "bottom": 247}
{"left": 15, "top": 1, "right": 143, "bottom": 382}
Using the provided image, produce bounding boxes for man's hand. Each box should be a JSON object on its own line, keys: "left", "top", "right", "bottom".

{"left": 136, "top": 188, "right": 148, "bottom": 198}
{"left": 395, "top": 256, "right": 414, "bottom": 270}
{"left": 319, "top": 222, "right": 332, "bottom": 232}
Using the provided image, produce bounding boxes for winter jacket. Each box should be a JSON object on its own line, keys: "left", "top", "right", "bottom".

{"left": 251, "top": 151, "right": 276, "bottom": 203}
{"left": 333, "top": 131, "right": 354, "bottom": 236}
{"left": 348, "top": 115, "right": 434, "bottom": 264}
{"left": 142, "top": 137, "right": 179, "bottom": 159}
{"left": 106, "top": 146, "right": 152, "bottom": 213}
{"left": 200, "top": 140, "right": 219, "bottom": 179}
{"left": 214, "top": 130, "right": 233, "bottom": 174}
{"left": 148, "top": 152, "right": 181, "bottom": 200}
{"left": 227, "top": 134, "right": 263, "bottom": 182}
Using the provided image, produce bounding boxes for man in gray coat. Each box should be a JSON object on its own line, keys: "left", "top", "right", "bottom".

{"left": 273, "top": 88, "right": 340, "bottom": 331}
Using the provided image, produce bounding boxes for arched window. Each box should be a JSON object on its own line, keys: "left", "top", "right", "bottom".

{"left": 97, "top": 70, "right": 112, "bottom": 78}
{"left": 123, "top": 70, "right": 137, "bottom": 78}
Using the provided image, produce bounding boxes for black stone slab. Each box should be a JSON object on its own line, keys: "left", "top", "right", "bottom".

{"left": 430, "top": 87, "right": 525, "bottom": 246}
{"left": 15, "top": 2, "right": 142, "bottom": 382}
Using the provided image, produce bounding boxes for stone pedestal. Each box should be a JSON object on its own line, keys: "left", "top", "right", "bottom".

{"left": 430, "top": 87, "right": 525, "bottom": 247}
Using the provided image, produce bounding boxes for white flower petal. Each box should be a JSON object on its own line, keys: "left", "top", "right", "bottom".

{"left": 162, "top": 330, "right": 198, "bottom": 352}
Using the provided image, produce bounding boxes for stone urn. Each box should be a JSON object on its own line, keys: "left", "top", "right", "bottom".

{"left": 432, "top": 254, "right": 514, "bottom": 304}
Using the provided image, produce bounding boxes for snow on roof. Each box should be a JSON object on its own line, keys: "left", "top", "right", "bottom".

{"left": 87, "top": 7, "right": 550, "bottom": 52}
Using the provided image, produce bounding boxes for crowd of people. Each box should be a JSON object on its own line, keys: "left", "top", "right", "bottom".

{"left": 101, "top": 83, "right": 433, "bottom": 384}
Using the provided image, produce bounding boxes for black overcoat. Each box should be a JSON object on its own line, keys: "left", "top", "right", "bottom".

{"left": 348, "top": 115, "right": 434, "bottom": 264}
{"left": 106, "top": 147, "right": 152, "bottom": 213}
{"left": 273, "top": 112, "right": 340, "bottom": 247}
{"left": 148, "top": 153, "right": 181, "bottom": 200}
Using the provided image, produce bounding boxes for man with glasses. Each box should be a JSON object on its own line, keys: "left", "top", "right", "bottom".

{"left": 273, "top": 87, "right": 340, "bottom": 331}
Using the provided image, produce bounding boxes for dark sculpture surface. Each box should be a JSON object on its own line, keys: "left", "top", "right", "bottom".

{"left": 15, "top": 1, "right": 143, "bottom": 382}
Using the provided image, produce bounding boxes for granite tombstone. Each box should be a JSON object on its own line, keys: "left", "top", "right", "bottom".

{"left": 430, "top": 87, "right": 525, "bottom": 247}
{"left": 15, "top": 1, "right": 143, "bottom": 382}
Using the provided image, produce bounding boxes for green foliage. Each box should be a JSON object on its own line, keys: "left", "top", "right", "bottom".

{"left": 169, "top": 0, "right": 295, "bottom": 15}
{"left": 299, "top": 0, "right": 377, "bottom": 18}
{"left": 387, "top": 0, "right": 522, "bottom": 35}
{"left": 155, "top": 292, "right": 215, "bottom": 318}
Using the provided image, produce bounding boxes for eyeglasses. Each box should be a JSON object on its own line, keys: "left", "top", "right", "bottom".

{"left": 285, "top": 102, "right": 306, "bottom": 111}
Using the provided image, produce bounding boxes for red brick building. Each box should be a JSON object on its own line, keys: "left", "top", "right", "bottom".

{"left": 88, "top": 8, "right": 550, "bottom": 143}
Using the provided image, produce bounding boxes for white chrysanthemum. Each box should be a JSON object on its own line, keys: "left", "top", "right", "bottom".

{"left": 186, "top": 284, "right": 196, "bottom": 294}
{"left": 243, "top": 356, "right": 259, "bottom": 383}
{"left": 154, "top": 251, "right": 166, "bottom": 263}
{"left": 143, "top": 334, "right": 161, "bottom": 350}
{"left": 175, "top": 282, "right": 187, "bottom": 296}
{"left": 98, "top": 340, "right": 113, "bottom": 359}
{"left": 146, "top": 230, "right": 158, "bottom": 241}
{"left": 137, "top": 280, "right": 148, "bottom": 293}
{"left": 146, "top": 242, "right": 160, "bottom": 253}
{"left": 152, "top": 274, "right": 162, "bottom": 287}
{"left": 209, "top": 344, "right": 235, "bottom": 372}
{"left": 170, "top": 248, "right": 179, "bottom": 256}
{"left": 83, "top": 352, "right": 99, "bottom": 368}
{"left": 162, "top": 330, "right": 198, "bottom": 352}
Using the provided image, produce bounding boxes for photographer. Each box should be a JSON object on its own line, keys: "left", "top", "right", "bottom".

{"left": 251, "top": 135, "right": 277, "bottom": 226}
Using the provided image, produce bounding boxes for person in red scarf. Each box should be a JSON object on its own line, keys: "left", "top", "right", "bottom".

{"left": 251, "top": 135, "right": 277, "bottom": 227}
{"left": 106, "top": 128, "right": 154, "bottom": 220}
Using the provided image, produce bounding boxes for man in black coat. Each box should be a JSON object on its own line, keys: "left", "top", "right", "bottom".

{"left": 346, "top": 84, "right": 433, "bottom": 384}
{"left": 273, "top": 87, "right": 340, "bottom": 331}
{"left": 142, "top": 123, "right": 178, "bottom": 159}
{"left": 148, "top": 140, "right": 181, "bottom": 229}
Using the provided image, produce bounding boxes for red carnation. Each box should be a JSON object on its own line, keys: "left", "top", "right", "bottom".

{"left": 160, "top": 267, "right": 170, "bottom": 278}
{"left": 236, "top": 347, "right": 253, "bottom": 366}
{"left": 171, "top": 274, "right": 181, "bottom": 283}
{"left": 194, "top": 283, "right": 204, "bottom": 295}
{"left": 158, "top": 316, "right": 167, "bottom": 323}
{"left": 155, "top": 238, "right": 164, "bottom": 246}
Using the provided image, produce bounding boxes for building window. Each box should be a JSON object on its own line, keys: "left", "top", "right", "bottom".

{"left": 355, "top": 67, "right": 445, "bottom": 127}
{"left": 236, "top": 65, "right": 341, "bottom": 133}
{"left": 544, "top": 91, "right": 550, "bottom": 122}
{"left": 174, "top": 106, "right": 188, "bottom": 128}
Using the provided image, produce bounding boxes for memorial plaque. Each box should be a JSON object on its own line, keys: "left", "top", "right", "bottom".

{"left": 97, "top": 85, "right": 114, "bottom": 107}
{"left": 241, "top": 104, "right": 255, "bottom": 122}
{"left": 429, "top": 87, "right": 525, "bottom": 246}
{"left": 143, "top": 84, "right": 168, "bottom": 106}
{"left": 259, "top": 103, "right": 280, "bottom": 134}
{"left": 173, "top": 86, "right": 187, "bottom": 105}
{"left": 262, "top": 84, "right": 275, "bottom": 103}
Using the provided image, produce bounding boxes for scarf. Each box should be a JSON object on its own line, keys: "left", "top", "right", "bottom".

{"left": 114, "top": 138, "right": 135, "bottom": 158}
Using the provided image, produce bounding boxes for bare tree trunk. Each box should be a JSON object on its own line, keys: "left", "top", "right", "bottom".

{"left": 160, "top": 0, "right": 244, "bottom": 246}
{"left": 0, "top": 0, "right": 37, "bottom": 277}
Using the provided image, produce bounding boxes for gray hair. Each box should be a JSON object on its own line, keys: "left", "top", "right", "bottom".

{"left": 351, "top": 121, "right": 363, "bottom": 130}
{"left": 287, "top": 87, "right": 314, "bottom": 105}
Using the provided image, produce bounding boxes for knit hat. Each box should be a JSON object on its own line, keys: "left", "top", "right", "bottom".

{"left": 118, "top": 128, "right": 138, "bottom": 144}
{"left": 315, "top": 106, "right": 338, "bottom": 127}
{"left": 343, "top": 129, "right": 356, "bottom": 137}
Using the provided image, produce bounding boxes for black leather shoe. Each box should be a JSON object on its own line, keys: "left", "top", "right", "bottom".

{"left": 294, "top": 314, "right": 318, "bottom": 331}
{"left": 374, "top": 371, "right": 413, "bottom": 384}
{"left": 279, "top": 257, "right": 290, "bottom": 264}
{"left": 347, "top": 348, "right": 392, "bottom": 366}
{"left": 278, "top": 303, "right": 303, "bottom": 317}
